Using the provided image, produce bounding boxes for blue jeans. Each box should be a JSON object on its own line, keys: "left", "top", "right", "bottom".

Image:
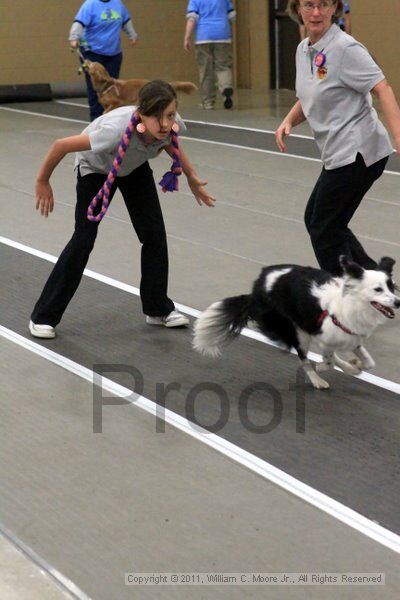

{"left": 81, "top": 49, "right": 123, "bottom": 121}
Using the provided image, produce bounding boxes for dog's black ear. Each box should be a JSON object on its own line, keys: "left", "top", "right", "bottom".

{"left": 339, "top": 255, "right": 364, "bottom": 279}
{"left": 377, "top": 256, "right": 396, "bottom": 275}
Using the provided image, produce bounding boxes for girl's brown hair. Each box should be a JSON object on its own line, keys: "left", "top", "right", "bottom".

{"left": 286, "top": 0, "right": 343, "bottom": 25}
{"left": 138, "top": 80, "right": 177, "bottom": 117}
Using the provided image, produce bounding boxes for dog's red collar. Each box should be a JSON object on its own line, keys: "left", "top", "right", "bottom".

{"left": 317, "top": 310, "right": 329, "bottom": 327}
{"left": 317, "top": 310, "right": 359, "bottom": 336}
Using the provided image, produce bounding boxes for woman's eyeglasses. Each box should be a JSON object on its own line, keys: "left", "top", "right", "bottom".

{"left": 300, "top": 1, "right": 333, "bottom": 13}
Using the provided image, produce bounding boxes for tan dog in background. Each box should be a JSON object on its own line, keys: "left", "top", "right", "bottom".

{"left": 80, "top": 59, "right": 197, "bottom": 113}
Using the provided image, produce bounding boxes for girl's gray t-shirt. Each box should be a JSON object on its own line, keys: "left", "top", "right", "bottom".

{"left": 296, "top": 24, "right": 393, "bottom": 170}
{"left": 75, "top": 105, "right": 186, "bottom": 177}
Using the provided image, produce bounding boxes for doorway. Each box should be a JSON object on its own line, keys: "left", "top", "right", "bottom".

{"left": 269, "top": 0, "right": 301, "bottom": 89}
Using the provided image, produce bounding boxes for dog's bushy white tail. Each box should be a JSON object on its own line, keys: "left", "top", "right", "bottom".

{"left": 193, "top": 295, "right": 253, "bottom": 357}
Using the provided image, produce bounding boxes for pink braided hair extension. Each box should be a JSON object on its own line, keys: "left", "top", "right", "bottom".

{"left": 87, "top": 112, "right": 182, "bottom": 223}
{"left": 87, "top": 110, "right": 140, "bottom": 222}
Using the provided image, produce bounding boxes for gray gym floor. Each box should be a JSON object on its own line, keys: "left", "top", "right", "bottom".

{"left": 1, "top": 91, "right": 400, "bottom": 599}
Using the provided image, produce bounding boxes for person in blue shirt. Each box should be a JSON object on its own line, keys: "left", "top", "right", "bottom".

{"left": 69, "top": 0, "right": 138, "bottom": 121}
{"left": 184, "top": 0, "right": 236, "bottom": 110}
{"left": 338, "top": 1, "right": 351, "bottom": 33}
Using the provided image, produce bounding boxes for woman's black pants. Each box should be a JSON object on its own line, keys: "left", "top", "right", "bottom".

{"left": 31, "top": 162, "right": 174, "bottom": 326}
{"left": 304, "top": 153, "right": 389, "bottom": 276}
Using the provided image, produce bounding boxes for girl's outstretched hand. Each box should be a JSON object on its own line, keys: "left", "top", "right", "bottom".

{"left": 187, "top": 174, "right": 216, "bottom": 207}
{"left": 35, "top": 180, "right": 54, "bottom": 218}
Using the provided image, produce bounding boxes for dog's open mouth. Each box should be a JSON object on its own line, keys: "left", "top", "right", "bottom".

{"left": 371, "top": 301, "right": 395, "bottom": 318}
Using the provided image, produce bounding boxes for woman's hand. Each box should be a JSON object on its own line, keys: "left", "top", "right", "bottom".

{"left": 184, "top": 38, "right": 192, "bottom": 52}
{"left": 187, "top": 174, "right": 216, "bottom": 207}
{"left": 275, "top": 119, "right": 292, "bottom": 153}
{"left": 275, "top": 101, "right": 305, "bottom": 152}
{"left": 35, "top": 180, "right": 54, "bottom": 218}
{"left": 184, "top": 18, "right": 195, "bottom": 52}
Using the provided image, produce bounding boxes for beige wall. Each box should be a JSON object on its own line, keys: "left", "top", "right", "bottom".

{"left": 0, "top": 0, "right": 197, "bottom": 85}
{"left": 235, "top": 0, "right": 270, "bottom": 90}
{"left": 1, "top": 0, "right": 398, "bottom": 97}
{"left": 1, "top": 0, "right": 269, "bottom": 91}
{"left": 351, "top": 0, "right": 400, "bottom": 98}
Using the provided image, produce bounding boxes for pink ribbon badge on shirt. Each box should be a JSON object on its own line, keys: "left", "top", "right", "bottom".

{"left": 314, "top": 51, "right": 326, "bottom": 68}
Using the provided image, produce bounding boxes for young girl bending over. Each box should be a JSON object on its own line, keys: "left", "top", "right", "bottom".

{"left": 30, "top": 80, "right": 215, "bottom": 338}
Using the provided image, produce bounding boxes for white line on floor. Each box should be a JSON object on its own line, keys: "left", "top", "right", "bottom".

{"left": 2, "top": 235, "right": 400, "bottom": 395}
{"left": 55, "top": 100, "right": 88, "bottom": 108}
{"left": 185, "top": 119, "right": 397, "bottom": 157}
{"left": 0, "top": 105, "right": 317, "bottom": 162}
{"left": 184, "top": 118, "right": 315, "bottom": 138}
{"left": 53, "top": 101, "right": 398, "bottom": 155}
{"left": 1, "top": 106, "right": 398, "bottom": 175}
{"left": 1, "top": 324, "right": 400, "bottom": 555}
{"left": 182, "top": 136, "right": 321, "bottom": 162}
{"left": 0, "top": 105, "right": 87, "bottom": 125}
{"left": 54, "top": 100, "right": 314, "bottom": 138}
{"left": 0, "top": 524, "right": 91, "bottom": 599}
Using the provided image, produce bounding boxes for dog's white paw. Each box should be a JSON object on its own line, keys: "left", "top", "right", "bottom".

{"left": 352, "top": 348, "right": 375, "bottom": 371}
{"left": 316, "top": 361, "right": 332, "bottom": 373}
{"left": 349, "top": 358, "right": 364, "bottom": 370}
{"left": 313, "top": 377, "right": 330, "bottom": 390}
{"left": 340, "top": 361, "right": 362, "bottom": 376}
{"left": 309, "top": 373, "right": 330, "bottom": 390}
{"left": 361, "top": 358, "right": 375, "bottom": 370}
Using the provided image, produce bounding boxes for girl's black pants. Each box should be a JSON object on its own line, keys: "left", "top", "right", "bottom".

{"left": 31, "top": 162, "right": 174, "bottom": 326}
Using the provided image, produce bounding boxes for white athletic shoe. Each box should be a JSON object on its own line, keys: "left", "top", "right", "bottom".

{"left": 146, "top": 310, "right": 189, "bottom": 328}
{"left": 29, "top": 320, "right": 56, "bottom": 339}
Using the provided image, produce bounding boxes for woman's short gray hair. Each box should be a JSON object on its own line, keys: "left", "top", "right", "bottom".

{"left": 287, "top": 0, "right": 343, "bottom": 25}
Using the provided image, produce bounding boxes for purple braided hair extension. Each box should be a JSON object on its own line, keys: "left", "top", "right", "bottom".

{"left": 87, "top": 112, "right": 182, "bottom": 222}
{"left": 158, "top": 127, "right": 182, "bottom": 193}
{"left": 87, "top": 110, "right": 141, "bottom": 222}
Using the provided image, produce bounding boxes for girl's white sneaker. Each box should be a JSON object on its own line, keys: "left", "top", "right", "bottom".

{"left": 29, "top": 320, "right": 56, "bottom": 339}
{"left": 146, "top": 310, "right": 189, "bottom": 328}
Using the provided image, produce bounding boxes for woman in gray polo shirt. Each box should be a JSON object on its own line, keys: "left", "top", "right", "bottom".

{"left": 276, "top": 0, "right": 400, "bottom": 276}
{"left": 29, "top": 80, "right": 215, "bottom": 339}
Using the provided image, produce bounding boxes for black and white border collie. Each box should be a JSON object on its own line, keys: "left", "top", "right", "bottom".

{"left": 193, "top": 256, "right": 400, "bottom": 390}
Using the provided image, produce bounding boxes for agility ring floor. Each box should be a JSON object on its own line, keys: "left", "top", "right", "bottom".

{"left": 1, "top": 92, "right": 400, "bottom": 599}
